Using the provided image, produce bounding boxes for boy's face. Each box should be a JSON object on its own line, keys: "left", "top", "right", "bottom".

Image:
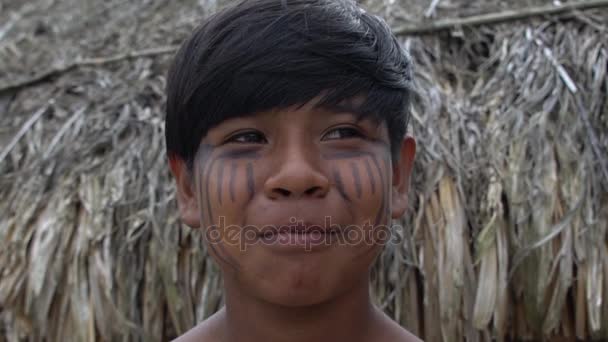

{"left": 170, "top": 98, "right": 415, "bottom": 306}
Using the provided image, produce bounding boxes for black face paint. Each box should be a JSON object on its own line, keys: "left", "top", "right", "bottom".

{"left": 246, "top": 163, "right": 255, "bottom": 201}
{"left": 350, "top": 161, "right": 362, "bottom": 199}
{"left": 195, "top": 144, "right": 214, "bottom": 227}
{"left": 229, "top": 162, "right": 237, "bottom": 202}
{"left": 351, "top": 154, "right": 392, "bottom": 262}
{"left": 363, "top": 158, "right": 376, "bottom": 195}
{"left": 369, "top": 154, "right": 386, "bottom": 226}
{"left": 322, "top": 146, "right": 391, "bottom": 226}
{"left": 332, "top": 167, "right": 351, "bottom": 203}
{"left": 196, "top": 144, "right": 240, "bottom": 270}
{"left": 203, "top": 145, "right": 261, "bottom": 269}
{"left": 204, "top": 158, "right": 219, "bottom": 227}
{"left": 217, "top": 159, "right": 225, "bottom": 205}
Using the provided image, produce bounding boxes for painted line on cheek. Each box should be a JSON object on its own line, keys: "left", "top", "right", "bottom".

{"left": 350, "top": 161, "right": 362, "bottom": 199}
{"left": 207, "top": 169, "right": 240, "bottom": 270}
{"left": 332, "top": 167, "right": 351, "bottom": 203}
{"left": 363, "top": 158, "right": 376, "bottom": 195}
{"left": 352, "top": 159, "right": 390, "bottom": 262}
{"left": 246, "top": 163, "right": 255, "bottom": 201}
{"left": 217, "top": 159, "right": 225, "bottom": 205}
{"left": 205, "top": 157, "right": 219, "bottom": 225}
{"left": 370, "top": 155, "right": 385, "bottom": 226}
{"left": 229, "top": 162, "right": 237, "bottom": 202}
{"left": 197, "top": 149, "right": 239, "bottom": 270}
{"left": 322, "top": 150, "right": 383, "bottom": 201}
{"left": 196, "top": 145, "right": 214, "bottom": 226}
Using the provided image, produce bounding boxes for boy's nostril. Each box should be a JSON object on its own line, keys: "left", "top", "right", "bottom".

{"left": 272, "top": 186, "right": 323, "bottom": 198}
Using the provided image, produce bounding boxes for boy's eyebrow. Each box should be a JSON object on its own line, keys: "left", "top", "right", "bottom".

{"left": 315, "top": 102, "right": 383, "bottom": 128}
{"left": 315, "top": 102, "right": 369, "bottom": 121}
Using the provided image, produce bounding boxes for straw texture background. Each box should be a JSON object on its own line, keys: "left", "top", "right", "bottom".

{"left": 1, "top": 0, "right": 607, "bottom": 340}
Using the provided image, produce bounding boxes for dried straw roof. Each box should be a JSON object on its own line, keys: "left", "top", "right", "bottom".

{"left": 1, "top": 0, "right": 607, "bottom": 341}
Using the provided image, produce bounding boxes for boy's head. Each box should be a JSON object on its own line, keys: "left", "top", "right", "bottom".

{"left": 166, "top": 0, "right": 415, "bottom": 307}
{"left": 166, "top": 0, "right": 413, "bottom": 167}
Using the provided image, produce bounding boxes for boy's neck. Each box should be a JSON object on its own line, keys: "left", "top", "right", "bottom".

{"left": 221, "top": 273, "right": 380, "bottom": 342}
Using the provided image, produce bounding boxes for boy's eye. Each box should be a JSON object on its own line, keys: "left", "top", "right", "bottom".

{"left": 322, "top": 127, "right": 364, "bottom": 141}
{"left": 224, "top": 130, "right": 267, "bottom": 144}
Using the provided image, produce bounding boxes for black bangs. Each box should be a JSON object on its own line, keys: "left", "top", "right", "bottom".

{"left": 166, "top": 0, "right": 413, "bottom": 166}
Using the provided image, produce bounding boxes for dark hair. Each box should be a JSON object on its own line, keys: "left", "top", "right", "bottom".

{"left": 165, "top": 0, "right": 413, "bottom": 167}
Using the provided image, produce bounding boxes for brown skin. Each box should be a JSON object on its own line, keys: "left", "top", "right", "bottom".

{"left": 169, "top": 98, "right": 420, "bottom": 342}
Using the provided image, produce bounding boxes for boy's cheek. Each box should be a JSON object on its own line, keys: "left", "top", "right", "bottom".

{"left": 201, "top": 158, "right": 257, "bottom": 228}
{"left": 197, "top": 152, "right": 391, "bottom": 242}
{"left": 329, "top": 156, "right": 391, "bottom": 226}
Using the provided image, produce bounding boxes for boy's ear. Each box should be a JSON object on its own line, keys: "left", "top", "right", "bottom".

{"left": 168, "top": 155, "right": 201, "bottom": 228}
{"left": 390, "top": 136, "right": 416, "bottom": 219}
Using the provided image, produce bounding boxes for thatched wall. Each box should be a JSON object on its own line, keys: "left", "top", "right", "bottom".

{"left": 1, "top": 0, "right": 607, "bottom": 341}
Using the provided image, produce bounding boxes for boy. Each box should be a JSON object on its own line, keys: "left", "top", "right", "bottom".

{"left": 165, "top": 0, "right": 419, "bottom": 341}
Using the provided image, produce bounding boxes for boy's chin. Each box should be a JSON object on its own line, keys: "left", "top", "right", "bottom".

{"left": 261, "top": 289, "right": 335, "bottom": 308}
{"left": 253, "top": 279, "right": 352, "bottom": 308}
{"left": 237, "top": 268, "right": 338, "bottom": 307}
{"left": 235, "top": 256, "right": 374, "bottom": 308}
{"left": 219, "top": 242, "right": 382, "bottom": 308}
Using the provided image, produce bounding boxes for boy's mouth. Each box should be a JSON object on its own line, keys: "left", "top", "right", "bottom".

{"left": 257, "top": 224, "right": 339, "bottom": 238}
{"left": 254, "top": 222, "right": 342, "bottom": 251}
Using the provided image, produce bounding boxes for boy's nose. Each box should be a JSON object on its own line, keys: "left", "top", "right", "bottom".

{"left": 263, "top": 151, "right": 329, "bottom": 200}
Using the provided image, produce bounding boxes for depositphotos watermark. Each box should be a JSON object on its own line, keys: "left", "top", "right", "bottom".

{"left": 203, "top": 216, "right": 406, "bottom": 251}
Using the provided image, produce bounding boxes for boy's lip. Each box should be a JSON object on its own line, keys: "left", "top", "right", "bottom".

{"left": 256, "top": 222, "right": 341, "bottom": 252}
{"left": 257, "top": 222, "right": 339, "bottom": 237}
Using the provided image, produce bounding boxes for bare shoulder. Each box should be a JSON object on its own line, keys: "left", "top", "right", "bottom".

{"left": 373, "top": 309, "right": 424, "bottom": 342}
{"left": 389, "top": 322, "right": 424, "bottom": 342}
{"left": 171, "top": 308, "right": 225, "bottom": 342}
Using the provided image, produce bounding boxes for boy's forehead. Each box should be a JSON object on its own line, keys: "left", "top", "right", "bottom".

{"left": 320, "top": 95, "right": 367, "bottom": 115}
{"left": 200, "top": 94, "right": 386, "bottom": 142}
{"left": 254, "top": 95, "right": 373, "bottom": 122}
